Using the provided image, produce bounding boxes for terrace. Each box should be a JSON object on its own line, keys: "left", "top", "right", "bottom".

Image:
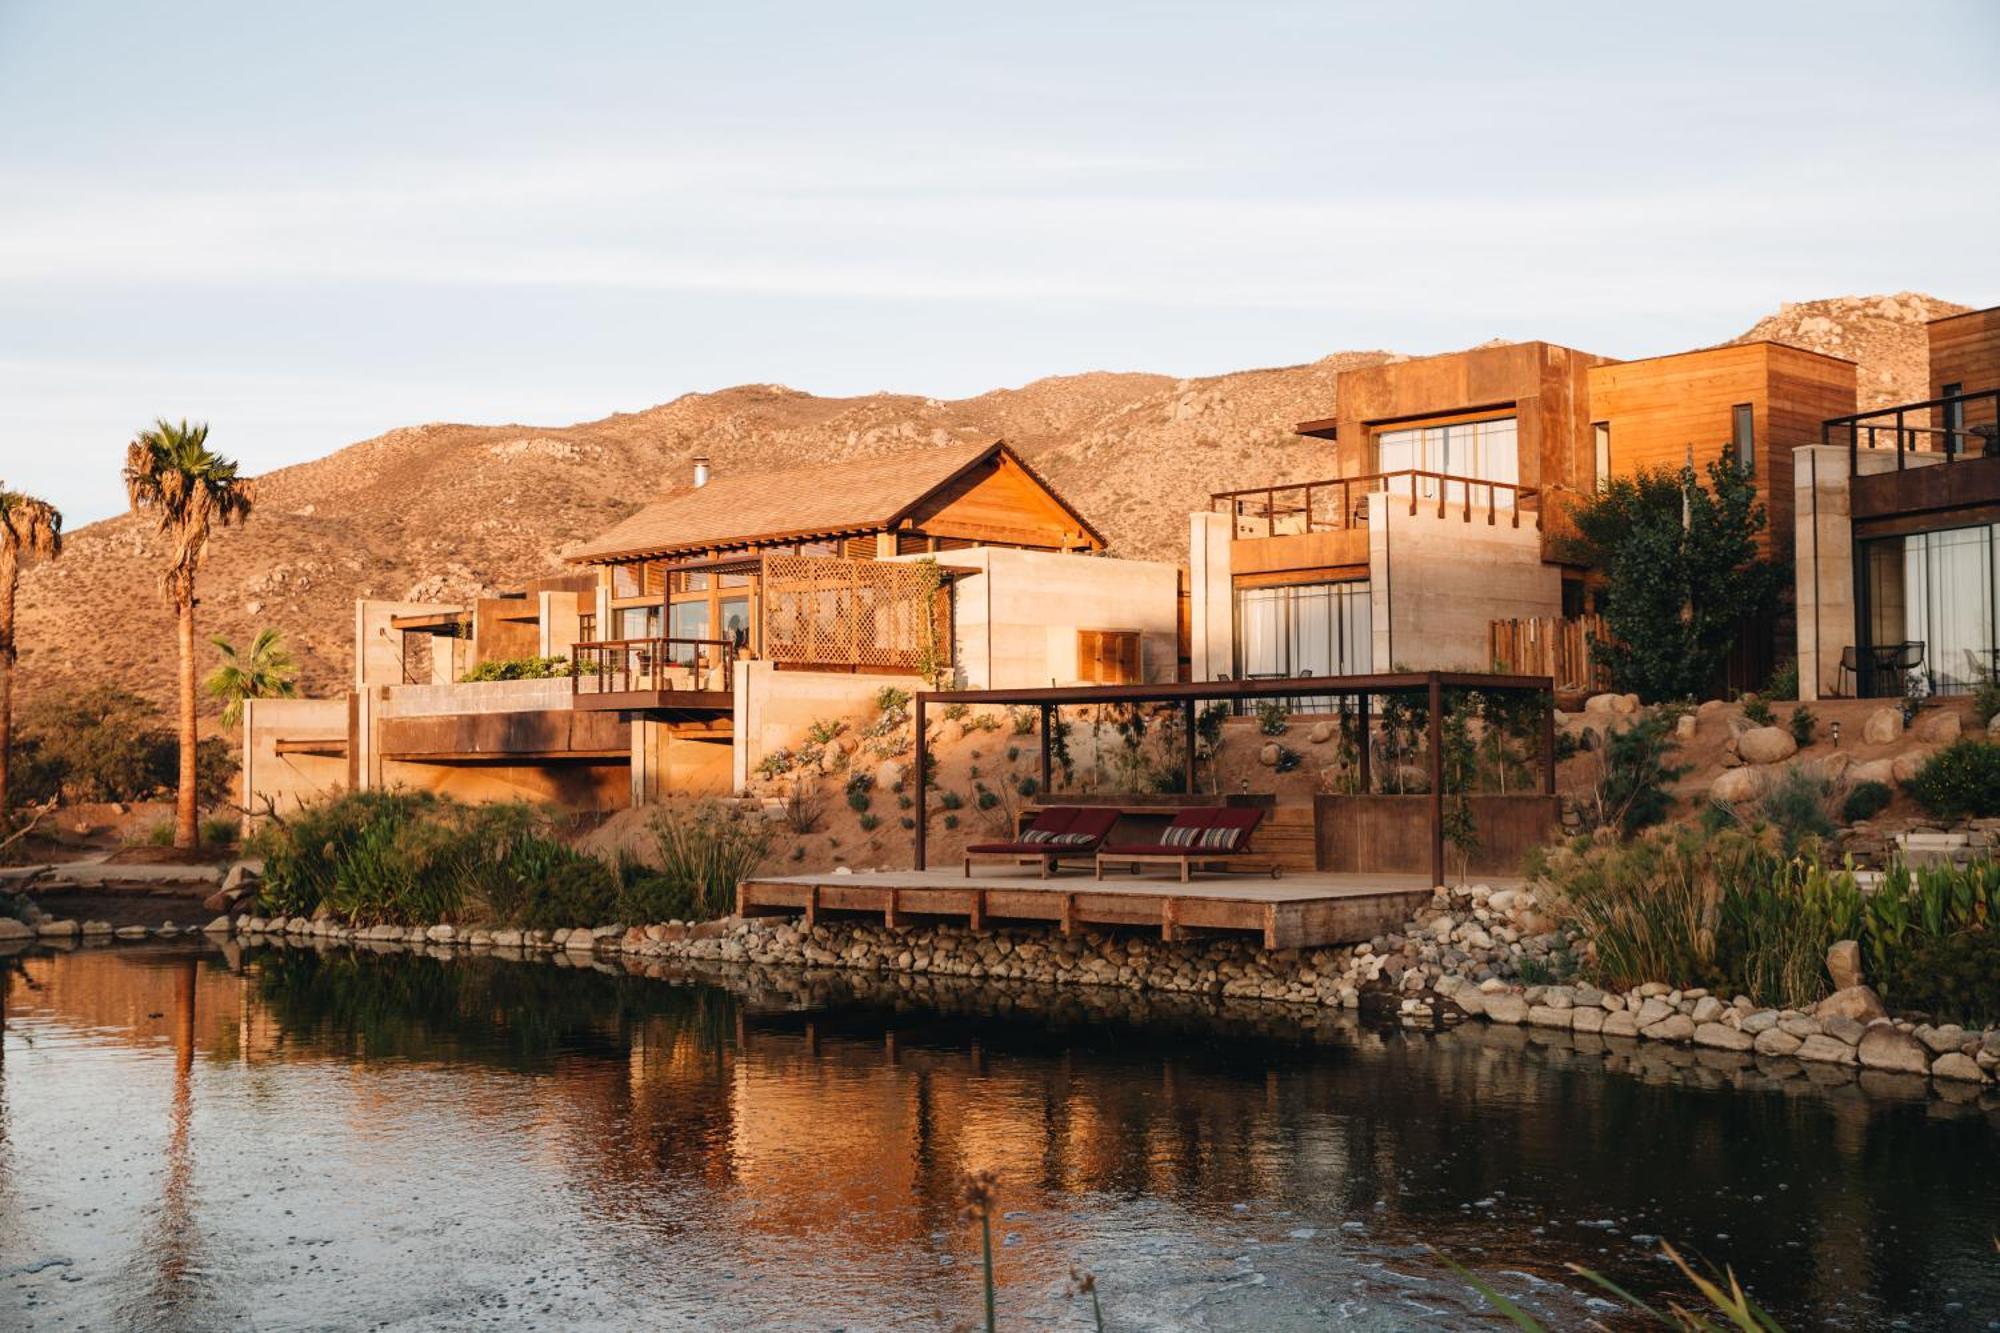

{"left": 1211, "top": 469, "right": 1541, "bottom": 539}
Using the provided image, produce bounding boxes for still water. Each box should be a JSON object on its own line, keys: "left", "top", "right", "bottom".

{"left": 2, "top": 943, "right": 1996, "bottom": 1331}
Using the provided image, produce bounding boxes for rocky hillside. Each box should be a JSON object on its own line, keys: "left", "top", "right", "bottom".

{"left": 13, "top": 294, "right": 1966, "bottom": 712}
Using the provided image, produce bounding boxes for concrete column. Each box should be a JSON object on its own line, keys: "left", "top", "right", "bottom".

{"left": 630, "top": 718, "right": 672, "bottom": 806}
{"left": 1187, "top": 511, "right": 1234, "bottom": 680}
{"left": 1793, "top": 445, "right": 1855, "bottom": 702}
{"left": 730, "top": 658, "right": 756, "bottom": 793}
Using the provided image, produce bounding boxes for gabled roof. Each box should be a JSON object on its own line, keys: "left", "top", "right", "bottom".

{"left": 565, "top": 439, "right": 1104, "bottom": 564}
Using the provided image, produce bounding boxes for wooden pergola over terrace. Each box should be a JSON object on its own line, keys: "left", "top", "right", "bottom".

{"left": 912, "top": 670, "right": 1558, "bottom": 887}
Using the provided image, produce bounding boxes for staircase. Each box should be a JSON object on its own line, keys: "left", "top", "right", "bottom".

{"left": 1262, "top": 805, "right": 1321, "bottom": 874}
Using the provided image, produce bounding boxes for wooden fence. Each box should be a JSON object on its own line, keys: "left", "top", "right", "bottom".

{"left": 760, "top": 555, "right": 950, "bottom": 674}
{"left": 1488, "top": 614, "right": 1610, "bottom": 699}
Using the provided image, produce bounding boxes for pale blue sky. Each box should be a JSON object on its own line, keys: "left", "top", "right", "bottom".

{"left": 4, "top": 1, "right": 1997, "bottom": 524}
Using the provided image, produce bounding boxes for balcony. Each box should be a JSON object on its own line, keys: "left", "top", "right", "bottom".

{"left": 571, "top": 637, "right": 738, "bottom": 712}
{"left": 1211, "top": 469, "right": 1541, "bottom": 538}
{"left": 1824, "top": 388, "right": 2000, "bottom": 529}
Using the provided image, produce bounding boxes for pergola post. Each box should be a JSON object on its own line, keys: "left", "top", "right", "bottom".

{"left": 1356, "top": 692, "right": 1371, "bottom": 794}
{"left": 1039, "top": 702, "right": 1053, "bottom": 795}
{"left": 1542, "top": 686, "right": 1557, "bottom": 795}
{"left": 1182, "top": 698, "right": 1197, "bottom": 793}
{"left": 914, "top": 693, "right": 929, "bottom": 871}
{"left": 1427, "top": 672, "right": 1444, "bottom": 888}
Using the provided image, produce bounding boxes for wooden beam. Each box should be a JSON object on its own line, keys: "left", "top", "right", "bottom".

{"left": 1039, "top": 702, "right": 1054, "bottom": 795}
{"left": 914, "top": 694, "right": 929, "bottom": 871}
{"left": 1357, "top": 693, "right": 1371, "bottom": 794}
{"left": 1428, "top": 672, "right": 1444, "bottom": 888}
{"left": 969, "top": 889, "right": 987, "bottom": 933}
{"left": 1182, "top": 697, "right": 1198, "bottom": 794}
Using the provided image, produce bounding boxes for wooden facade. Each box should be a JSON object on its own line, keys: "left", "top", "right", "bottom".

{"left": 1586, "top": 342, "right": 1857, "bottom": 559}
{"left": 1929, "top": 306, "right": 2000, "bottom": 450}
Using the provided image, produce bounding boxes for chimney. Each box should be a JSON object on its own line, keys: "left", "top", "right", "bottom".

{"left": 691, "top": 456, "right": 711, "bottom": 488}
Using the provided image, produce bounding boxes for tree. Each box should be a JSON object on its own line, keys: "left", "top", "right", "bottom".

{"left": 124, "top": 420, "right": 253, "bottom": 848}
{"left": 206, "top": 627, "right": 298, "bottom": 728}
{"left": 0, "top": 484, "right": 62, "bottom": 822}
{"left": 1561, "top": 456, "right": 1784, "bottom": 703}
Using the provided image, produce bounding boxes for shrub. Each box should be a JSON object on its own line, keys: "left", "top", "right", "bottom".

{"left": 460, "top": 655, "right": 570, "bottom": 682}
{"left": 858, "top": 813, "right": 881, "bottom": 832}
{"left": 804, "top": 718, "right": 846, "bottom": 747}
{"left": 943, "top": 813, "right": 959, "bottom": 830}
{"left": 1014, "top": 775, "right": 1039, "bottom": 798}
{"left": 1885, "top": 931, "right": 2000, "bottom": 1027}
{"left": 485, "top": 844, "right": 618, "bottom": 931}
{"left": 1974, "top": 667, "right": 2000, "bottom": 730}
{"left": 782, "top": 777, "right": 825, "bottom": 833}
{"left": 1764, "top": 660, "right": 1799, "bottom": 702}
{"left": 937, "top": 790, "right": 964, "bottom": 811}
{"left": 1273, "top": 745, "right": 1302, "bottom": 774}
{"left": 942, "top": 702, "right": 970, "bottom": 722}
{"left": 200, "top": 815, "right": 241, "bottom": 847}
{"left": 616, "top": 870, "right": 699, "bottom": 923}
{"left": 1904, "top": 739, "right": 2000, "bottom": 820}
{"left": 647, "top": 801, "right": 772, "bottom": 921}
{"left": 755, "top": 748, "right": 795, "bottom": 779}
{"left": 1255, "top": 700, "right": 1289, "bottom": 735}
{"left": 1754, "top": 766, "right": 1837, "bottom": 859}
{"left": 975, "top": 789, "right": 1001, "bottom": 811}
{"left": 845, "top": 771, "right": 874, "bottom": 813}
{"left": 1581, "top": 710, "right": 1688, "bottom": 837}
{"left": 1841, "top": 780, "right": 1892, "bottom": 824}
{"left": 1788, "top": 705, "right": 1817, "bottom": 748}
{"left": 141, "top": 820, "right": 175, "bottom": 846}
{"left": 13, "top": 685, "right": 234, "bottom": 809}
{"left": 1740, "top": 697, "right": 1775, "bottom": 727}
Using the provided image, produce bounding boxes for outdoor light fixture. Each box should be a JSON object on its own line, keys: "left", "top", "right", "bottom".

{"left": 1831, "top": 720, "right": 1842, "bottom": 748}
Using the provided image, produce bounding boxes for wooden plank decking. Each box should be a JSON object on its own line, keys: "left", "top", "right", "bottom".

{"left": 736, "top": 868, "right": 1444, "bottom": 950}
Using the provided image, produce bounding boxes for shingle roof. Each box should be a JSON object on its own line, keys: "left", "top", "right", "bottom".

{"left": 564, "top": 440, "right": 1100, "bottom": 563}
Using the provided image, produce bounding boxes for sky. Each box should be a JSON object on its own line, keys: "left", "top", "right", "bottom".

{"left": 3, "top": 1, "right": 1997, "bottom": 526}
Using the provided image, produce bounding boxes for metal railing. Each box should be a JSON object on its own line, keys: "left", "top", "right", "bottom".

{"left": 1824, "top": 388, "right": 1999, "bottom": 471}
{"left": 1211, "top": 469, "right": 1540, "bottom": 537}
{"left": 571, "top": 637, "right": 738, "bottom": 695}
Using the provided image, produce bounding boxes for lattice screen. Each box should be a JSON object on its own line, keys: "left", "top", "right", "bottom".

{"left": 761, "top": 555, "right": 947, "bottom": 671}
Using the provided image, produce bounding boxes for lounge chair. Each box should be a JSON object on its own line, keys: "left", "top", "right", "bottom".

{"left": 1094, "top": 807, "right": 1278, "bottom": 882}
{"left": 962, "top": 806, "right": 1120, "bottom": 878}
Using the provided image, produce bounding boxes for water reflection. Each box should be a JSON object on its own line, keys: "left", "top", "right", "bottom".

{"left": 3, "top": 943, "right": 1997, "bottom": 1330}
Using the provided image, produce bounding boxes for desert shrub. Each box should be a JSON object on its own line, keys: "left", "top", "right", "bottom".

{"left": 460, "top": 655, "right": 570, "bottom": 682}
{"left": 1740, "top": 697, "right": 1775, "bottom": 727}
{"left": 1973, "top": 667, "right": 2000, "bottom": 730}
{"left": 1764, "top": 660, "right": 1799, "bottom": 702}
{"left": 1255, "top": 700, "right": 1289, "bottom": 735}
{"left": 1754, "top": 766, "right": 1837, "bottom": 858}
{"left": 13, "top": 686, "right": 234, "bottom": 809}
{"left": 942, "top": 702, "right": 970, "bottom": 722}
{"left": 617, "top": 871, "right": 700, "bottom": 923}
{"left": 1580, "top": 710, "right": 1688, "bottom": 837}
{"left": 1788, "top": 705, "right": 1817, "bottom": 748}
{"left": 487, "top": 847, "right": 618, "bottom": 931}
{"left": 1884, "top": 931, "right": 2000, "bottom": 1027}
{"left": 975, "top": 789, "right": 1000, "bottom": 811}
{"left": 647, "top": 801, "right": 771, "bottom": 921}
{"left": 1841, "top": 780, "right": 1892, "bottom": 824}
{"left": 937, "top": 790, "right": 964, "bottom": 811}
{"left": 1014, "top": 775, "right": 1039, "bottom": 798}
{"left": 756, "top": 748, "right": 795, "bottom": 779}
{"left": 943, "top": 813, "right": 959, "bottom": 830}
{"left": 199, "top": 815, "right": 240, "bottom": 847}
{"left": 804, "top": 718, "right": 846, "bottom": 747}
{"left": 782, "top": 777, "right": 826, "bottom": 833}
{"left": 1273, "top": 745, "right": 1302, "bottom": 773}
{"left": 858, "top": 813, "right": 881, "bottom": 832}
{"left": 1904, "top": 739, "right": 2000, "bottom": 819}
{"left": 845, "top": 771, "right": 874, "bottom": 813}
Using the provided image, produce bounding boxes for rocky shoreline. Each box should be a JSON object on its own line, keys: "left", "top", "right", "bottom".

{"left": 10, "top": 877, "right": 1996, "bottom": 1106}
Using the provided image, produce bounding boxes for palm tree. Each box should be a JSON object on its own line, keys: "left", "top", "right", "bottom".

{"left": 205, "top": 627, "right": 298, "bottom": 728}
{"left": 125, "top": 421, "right": 253, "bottom": 849}
{"left": 0, "top": 484, "right": 63, "bottom": 824}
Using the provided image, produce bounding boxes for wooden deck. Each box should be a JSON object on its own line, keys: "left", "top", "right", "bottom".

{"left": 736, "top": 867, "right": 1442, "bottom": 950}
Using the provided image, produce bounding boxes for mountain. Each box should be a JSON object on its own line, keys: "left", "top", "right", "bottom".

{"left": 12, "top": 295, "right": 1967, "bottom": 712}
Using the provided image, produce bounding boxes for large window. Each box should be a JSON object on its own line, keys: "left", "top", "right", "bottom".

{"left": 1374, "top": 416, "right": 1518, "bottom": 505}
{"left": 1865, "top": 523, "right": 1998, "bottom": 693}
{"left": 1236, "top": 581, "right": 1372, "bottom": 680}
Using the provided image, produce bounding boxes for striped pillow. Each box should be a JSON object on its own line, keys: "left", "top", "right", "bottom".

{"left": 1162, "top": 824, "right": 1202, "bottom": 847}
{"left": 1021, "top": 829, "right": 1057, "bottom": 844}
{"left": 1198, "top": 825, "right": 1242, "bottom": 851}
{"left": 1049, "top": 831, "right": 1097, "bottom": 846}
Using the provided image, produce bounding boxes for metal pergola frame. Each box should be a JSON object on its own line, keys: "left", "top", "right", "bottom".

{"left": 912, "top": 670, "right": 1558, "bottom": 885}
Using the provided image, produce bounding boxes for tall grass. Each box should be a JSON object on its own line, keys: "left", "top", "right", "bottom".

{"left": 648, "top": 801, "right": 772, "bottom": 920}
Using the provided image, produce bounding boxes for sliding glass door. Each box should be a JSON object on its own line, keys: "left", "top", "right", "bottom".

{"left": 1236, "top": 582, "right": 1372, "bottom": 680}
{"left": 1374, "top": 416, "right": 1519, "bottom": 505}
{"left": 1864, "top": 522, "right": 1998, "bottom": 693}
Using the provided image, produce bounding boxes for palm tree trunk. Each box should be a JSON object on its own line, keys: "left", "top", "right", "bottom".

{"left": 176, "top": 594, "right": 199, "bottom": 849}
{"left": 0, "top": 547, "right": 15, "bottom": 823}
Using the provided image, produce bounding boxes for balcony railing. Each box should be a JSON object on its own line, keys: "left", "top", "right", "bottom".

{"left": 1824, "top": 388, "right": 1999, "bottom": 470}
{"left": 1211, "top": 469, "right": 1540, "bottom": 538}
{"left": 572, "top": 637, "right": 738, "bottom": 697}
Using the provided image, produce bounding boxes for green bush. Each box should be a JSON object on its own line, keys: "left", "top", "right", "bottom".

{"left": 200, "top": 815, "right": 241, "bottom": 847}
{"left": 1740, "top": 697, "right": 1775, "bottom": 727}
{"left": 12, "top": 685, "right": 235, "bottom": 809}
{"left": 616, "top": 871, "right": 699, "bottom": 923}
{"left": 1764, "top": 660, "right": 1799, "bottom": 702}
{"left": 1754, "top": 766, "right": 1836, "bottom": 858}
{"left": 1841, "top": 780, "right": 1892, "bottom": 824}
{"left": 858, "top": 813, "right": 881, "bottom": 832}
{"left": 1582, "top": 710, "right": 1688, "bottom": 837}
{"left": 489, "top": 851, "right": 618, "bottom": 932}
{"left": 1904, "top": 739, "right": 2000, "bottom": 819}
{"left": 1255, "top": 700, "right": 1289, "bottom": 735}
{"left": 460, "top": 655, "right": 570, "bottom": 682}
{"left": 1788, "top": 705, "right": 1817, "bottom": 748}
{"left": 646, "top": 801, "right": 772, "bottom": 922}
{"left": 1885, "top": 931, "right": 2000, "bottom": 1027}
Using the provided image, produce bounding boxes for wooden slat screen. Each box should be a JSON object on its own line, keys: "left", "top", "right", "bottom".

{"left": 1077, "top": 629, "right": 1142, "bottom": 684}
{"left": 1488, "top": 614, "right": 1610, "bottom": 698}
{"left": 761, "top": 555, "right": 949, "bottom": 672}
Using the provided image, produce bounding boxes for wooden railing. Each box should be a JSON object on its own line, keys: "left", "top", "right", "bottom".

{"left": 572, "top": 637, "right": 738, "bottom": 696}
{"left": 1489, "top": 615, "right": 1609, "bottom": 698}
{"left": 1211, "top": 469, "right": 1540, "bottom": 537}
{"left": 1824, "top": 387, "right": 1999, "bottom": 470}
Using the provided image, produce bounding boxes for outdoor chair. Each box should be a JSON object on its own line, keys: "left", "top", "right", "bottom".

{"left": 962, "top": 806, "right": 1120, "bottom": 878}
{"left": 1094, "top": 806, "right": 1278, "bottom": 882}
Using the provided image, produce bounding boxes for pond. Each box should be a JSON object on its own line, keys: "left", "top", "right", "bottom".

{"left": 3, "top": 943, "right": 1996, "bottom": 1330}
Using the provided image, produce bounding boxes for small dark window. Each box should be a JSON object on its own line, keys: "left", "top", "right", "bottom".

{"left": 1561, "top": 579, "right": 1586, "bottom": 619}
{"left": 1592, "top": 422, "right": 1611, "bottom": 491}
{"left": 1732, "top": 404, "right": 1755, "bottom": 472}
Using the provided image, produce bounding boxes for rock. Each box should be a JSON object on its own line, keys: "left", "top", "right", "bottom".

{"left": 1861, "top": 707, "right": 1902, "bottom": 745}
{"left": 114, "top": 925, "right": 149, "bottom": 940}
{"left": 35, "top": 919, "right": 80, "bottom": 938}
{"left": 1527, "top": 1004, "right": 1574, "bottom": 1030}
{"left": 0, "top": 918, "right": 31, "bottom": 941}
{"left": 1601, "top": 1010, "right": 1639, "bottom": 1038}
{"left": 1674, "top": 713, "right": 1697, "bottom": 740}
{"left": 1809, "top": 751, "right": 1853, "bottom": 784}
{"left": 1634, "top": 997, "right": 1675, "bottom": 1027}
{"left": 1736, "top": 726, "right": 1798, "bottom": 765}
{"left": 1891, "top": 749, "right": 1935, "bottom": 784}
{"left": 202, "top": 916, "right": 233, "bottom": 934}
{"left": 875, "top": 759, "right": 907, "bottom": 791}
{"left": 1857, "top": 1026, "right": 1930, "bottom": 1074}
{"left": 1753, "top": 1027, "right": 1803, "bottom": 1057}
{"left": 1570, "top": 1006, "right": 1606, "bottom": 1034}
{"left": 1911, "top": 710, "right": 1960, "bottom": 743}
{"left": 1826, "top": 940, "right": 1863, "bottom": 991}
{"left": 1484, "top": 993, "right": 1528, "bottom": 1024}
{"left": 426, "top": 924, "right": 457, "bottom": 943}
{"left": 1740, "top": 1009, "right": 1781, "bottom": 1036}
{"left": 1915, "top": 1024, "right": 1966, "bottom": 1056}
{"left": 1694, "top": 1022, "right": 1753, "bottom": 1051}
{"left": 1796, "top": 1034, "right": 1857, "bottom": 1065}
{"left": 1823, "top": 1015, "right": 1868, "bottom": 1046}
{"left": 1307, "top": 721, "right": 1336, "bottom": 745}
{"left": 1641, "top": 1014, "right": 1695, "bottom": 1043}
{"left": 1815, "top": 985, "right": 1887, "bottom": 1024}
{"left": 1847, "top": 758, "right": 1896, "bottom": 785}
{"left": 1257, "top": 743, "right": 1281, "bottom": 767}
{"left": 1710, "top": 767, "right": 1766, "bottom": 804}
{"left": 1690, "top": 995, "right": 1724, "bottom": 1024}
{"left": 1990, "top": 714, "right": 2000, "bottom": 737}
{"left": 80, "top": 920, "right": 112, "bottom": 936}
{"left": 1929, "top": 1052, "right": 1987, "bottom": 1083}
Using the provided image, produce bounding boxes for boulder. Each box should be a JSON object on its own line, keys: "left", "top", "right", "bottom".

{"left": 1915, "top": 1024, "right": 1965, "bottom": 1056}
{"left": 1990, "top": 713, "right": 2000, "bottom": 737}
{"left": 1929, "top": 1052, "right": 1987, "bottom": 1083}
{"left": 1570, "top": 1006, "right": 1606, "bottom": 1034}
{"left": 1857, "top": 1026, "right": 1929, "bottom": 1074}
{"left": 1826, "top": 940, "right": 1863, "bottom": 991}
{"left": 1822, "top": 1015, "right": 1868, "bottom": 1046}
{"left": 1601, "top": 1010, "right": 1639, "bottom": 1038}
{"left": 0, "top": 918, "right": 31, "bottom": 941}
{"left": 1307, "top": 721, "right": 1337, "bottom": 745}
{"left": 1484, "top": 993, "right": 1528, "bottom": 1024}
{"left": 1911, "top": 710, "right": 1961, "bottom": 744}
{"left": 1753, "top": 1027, "right": 1803, "bottom": 1057}
{"left": 35, "top": 919, "right": 80, "bottom": 938}
{"left": 1258, "top": 743, "right": 1281, "bottom": 768}
{"left": 1736, "top": 726, "right": 1798, "bottom": 765}
{"left": 1694, "top": 1022, "right": 1753, "bottom": 1051}
{"left": 1815, "top": 985, "right": 1887, "bottom": 1024}
{"left": 1674, "top": 713, "right": 1698, "bottom": 740}
{"left": 1641, "top": 1013, "right": 1695, "bottom": 1042}
{"left": 202, "top": 916, "right": 233, "bottom": 935}
{"left": 1861, "top": 707, "right": 1902, "bottom": 745}
{"left": 875, "top": 759, "right": 907, "bottom": 792}
{"left": 1891, "top": 749, "right": 1935, "bottom": 784}
{"left": 1809, "top": 751, "right": 1853, "bottom": 784}
{"left": 1847, "top": 758, "right": 1896, "bottom": 785}
{"left": 1709, "top": 767, "right": 1766, "bottom": 804}
{"left": 1527, "top": 1005, "right": 1573, "bottom": 1030}
{"left": 1796, "top": 1034, "right": 1857, "bottom": 1065}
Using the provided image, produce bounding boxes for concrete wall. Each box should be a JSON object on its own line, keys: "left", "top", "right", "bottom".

{"left": 241, "top": 696, "right": 352, "bottom": 819}
{"left": 911, "top": 547, "right": 1180, "bottom": 689}
{"left": 354, "top": 600, "right": 461, "bottom": 688}
{"left": 1188, "top": 511, "right": 1234, "bottom": 681}
{"left": 1369, "top": 492, "right": 1559, "bottom": 671}
{"left": 632, "top": 722, "right": 735, "bottom": 804}
{"left": 732, "top": 661, "right": 913, "bottom": 793}
{"left": 379, "top": 677, "right": 577, "bottom": 718}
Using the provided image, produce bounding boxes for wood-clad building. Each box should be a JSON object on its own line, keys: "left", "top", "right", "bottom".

{"left": 1588, "top": 342, "right": 1859, "bottom": 560}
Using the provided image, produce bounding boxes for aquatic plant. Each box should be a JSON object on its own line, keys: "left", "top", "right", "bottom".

{"left": 1451, "top": 1239, "right": 1786, "bottom": 1331}
{"left": 647, "top": 800, "right": 772, "bottom": 921}
{"left": 959, "top": 1170, "right": 999, "bottom": 1333}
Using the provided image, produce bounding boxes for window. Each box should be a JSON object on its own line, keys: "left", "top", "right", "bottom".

{"left": 718, "top": 596, "right": 751, "bottom": 647}
{"left": 617, "top": 605, "right": 660, "bottom": 640}
{"left": 1235, "top": 582, "right": 1372, "bottom": 679}
{"left": 1864, "top": 523, "right": 1998, "bottom": 694}
{"left": 1374, "top": 416, "right": 1519, "bottom": 505}
{"left": 1593, "top": 422, "right": 1611, "bottom": 492}
{"left": 1942, "top": 382, "right": 1964, "bottom": 456}
{"left": 1732, "top": 403, "right": 1755, "bottom": 472}
{"left": 1077, "top": 630, "right": 1142, "bottom": 684}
